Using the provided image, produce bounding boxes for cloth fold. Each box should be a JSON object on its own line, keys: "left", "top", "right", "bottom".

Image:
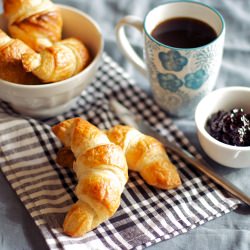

{"left": 0, "top": 53, "right": 240, "bottom": 250}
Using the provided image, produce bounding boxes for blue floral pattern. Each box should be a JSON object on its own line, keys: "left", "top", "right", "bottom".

{"left": 159, "top": 51, "right": 188, "bottom": 72}
{"left": 184, "top": 69, "right": 209, "bottom": 89}
{"left": 157, "top": 73, "right": 183, "bottom": 92}
{"left": 144, "top": 32, "right": 223, "bottom": 117}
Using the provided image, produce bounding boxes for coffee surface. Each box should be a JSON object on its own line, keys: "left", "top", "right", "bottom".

{"left": 151, "top": 17, "right": 217, "bottom": 48}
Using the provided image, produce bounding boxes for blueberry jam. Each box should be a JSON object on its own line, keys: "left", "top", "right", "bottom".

{"left": 206, "top": 108, "right": 250, "bottom": 146}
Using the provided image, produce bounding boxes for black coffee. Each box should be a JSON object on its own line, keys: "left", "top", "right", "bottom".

{"left": 151, "top": 17, "right": 217, "bottom": 48}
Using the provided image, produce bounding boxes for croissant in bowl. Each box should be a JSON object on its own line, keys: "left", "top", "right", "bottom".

{"left": 3, "top": 0, "right": 63, "bottom": 52}
{"left": 0, "top": 29, "right": 41, "bottom": 84}
{"left": 22, "top": 38, "right": 90, "bottom": 83}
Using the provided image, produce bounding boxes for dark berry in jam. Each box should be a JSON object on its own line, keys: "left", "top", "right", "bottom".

{"left": 206, "top": 108, "right": 250, "bottom": 146}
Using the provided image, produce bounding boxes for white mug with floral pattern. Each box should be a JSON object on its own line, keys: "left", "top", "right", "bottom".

{"left": 116, "top": 1, "right": 225, "bottom": 117}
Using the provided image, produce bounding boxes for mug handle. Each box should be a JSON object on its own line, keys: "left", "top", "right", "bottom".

{"left": 115, "top": 16, "right": 147, "bottom": 76}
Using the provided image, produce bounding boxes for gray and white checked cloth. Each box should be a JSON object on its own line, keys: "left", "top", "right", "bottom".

{"left": 0, "top": 53, "right": 241, "bottom": 250}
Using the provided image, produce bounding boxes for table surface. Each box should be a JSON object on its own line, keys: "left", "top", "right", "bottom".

{"left": 0, "top": 0, "right": 250, "bottom": 250}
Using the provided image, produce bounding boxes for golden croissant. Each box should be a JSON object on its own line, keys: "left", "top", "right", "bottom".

{"left": 0, "top": 29, "right": 40, "bottom": 84}
{"left": 22, "top": 38, "right": 90, "bottom": 83}
{"left": 52, "top": 118, "right": 128, "bottom": 237}
{"left": 3, "top": 0, "right": 63, "bottom": 52}
{"left": 106, "top": 125, "right": 181, "bottom": 190}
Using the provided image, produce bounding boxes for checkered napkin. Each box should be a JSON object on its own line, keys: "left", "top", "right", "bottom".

{"left": 0, "top": 53, "right": 241, "bottom": 250}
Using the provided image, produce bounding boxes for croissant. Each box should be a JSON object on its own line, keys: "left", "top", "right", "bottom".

{"left": 106, "top": 125, "right": 181, "bottom": 190}
{"left": 3, "top": 0, "right": 63, "bottom": 52}
{"left": 52, "top": 118, "right": 128, "bottom": 237}
{"left": 0, "top": 29, "right": 41, "bottom": 84}
{"left": 22, "top": 38, "right": 90, "bottom": 83}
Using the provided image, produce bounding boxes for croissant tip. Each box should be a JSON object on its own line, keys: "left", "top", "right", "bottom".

{"left": 51, "top": 124, "right": 60, "bottom": 136}
{"left": 62, "top": 201, "right": 95, "bottom": 238}
{"left": 63, "top": 229, "right": 85, "bottom": 238}
{"left": 22, "top": 52, "right": 41, "bottom": 72}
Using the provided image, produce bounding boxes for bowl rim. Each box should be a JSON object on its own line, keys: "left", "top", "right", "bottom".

{"left": 195, "top": 86, "right": 250, "bottom": 151}
{"left": 0, "top": 4, "right": 104, "bottom": 89}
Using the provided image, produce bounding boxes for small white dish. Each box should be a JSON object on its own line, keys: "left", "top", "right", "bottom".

{"left": 195, "top": 86, "right": 250, "bottom": 168}
{"left": 0, "top": 4, "right": 103, "bottom": 118}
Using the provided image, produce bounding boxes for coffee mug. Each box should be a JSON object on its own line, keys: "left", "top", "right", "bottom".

{"left": 116, "top": 1, "right": 225, "bottom": 117}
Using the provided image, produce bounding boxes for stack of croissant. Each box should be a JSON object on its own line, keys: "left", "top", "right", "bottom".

{"left": 52, "top": 118, "right": 181, "bottom": 237}
{"left": 0, "top": 0, "right": 90, "bottom": 84}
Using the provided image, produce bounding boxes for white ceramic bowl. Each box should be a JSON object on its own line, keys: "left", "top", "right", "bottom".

{"left": 195, "top": 86, "right": 250, "bottom": 168}
{"left": 0, "top": 4, "right": 103, "bottom": 118}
